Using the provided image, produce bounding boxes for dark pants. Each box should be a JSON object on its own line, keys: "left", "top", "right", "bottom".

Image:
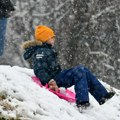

{"left": 55, "top": 65, "right": 108, "bottom": 105}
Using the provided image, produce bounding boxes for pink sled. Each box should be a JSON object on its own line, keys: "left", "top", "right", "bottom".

{"left": 32, "top": 76, "right": 76, "bottom": 103}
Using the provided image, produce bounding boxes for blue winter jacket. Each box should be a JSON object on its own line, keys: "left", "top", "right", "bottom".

{"left": 23, "top": 40, "right": 61, "bottom": 85}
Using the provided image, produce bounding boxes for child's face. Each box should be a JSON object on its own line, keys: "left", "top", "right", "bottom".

{"left": 46, "top": 37, "right": 55, "bottom": 46}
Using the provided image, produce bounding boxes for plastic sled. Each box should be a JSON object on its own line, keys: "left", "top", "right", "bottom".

{"left": 32, "top": 76, "right": 76, "bottom": 103}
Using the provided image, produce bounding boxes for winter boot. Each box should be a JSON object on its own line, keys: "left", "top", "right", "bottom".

{"left": 77, "top": 101, "right": 90, "bottom": 113}
{"left": 99, "top": 91, "right": 115, "bottom": 105}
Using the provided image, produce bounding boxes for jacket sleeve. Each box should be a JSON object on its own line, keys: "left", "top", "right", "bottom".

{"left": 34, "top": 49, "right": 52, "bottom": 85}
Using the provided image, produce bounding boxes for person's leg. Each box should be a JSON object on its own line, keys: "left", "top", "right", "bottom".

{"left": 71, "top": 66, "right": 90, "bottom": 105}
{"left": 83, "top": 66, "right": 110, "bottom": 103}
{"left": 56, "top": 65, "right": 114, "bottom": 106}
{"left": 73, "top": 65, "right": 115, "bottom": 105}
{"left": 55, "top": 66, "right": 90, "bottom": 106}
{"left": 0, "top": 18, "right": 7, "bottom": 56}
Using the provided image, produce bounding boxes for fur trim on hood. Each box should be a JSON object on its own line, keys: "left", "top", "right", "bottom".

{"left": 22, "top": 40, "right": 42, "bottom": 50}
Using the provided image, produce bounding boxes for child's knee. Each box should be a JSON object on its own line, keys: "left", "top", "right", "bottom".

{"left": 73, "top": 65, "right": 86, "bottom": 73}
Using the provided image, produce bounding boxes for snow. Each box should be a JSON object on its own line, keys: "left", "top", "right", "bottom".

{"left": 55, "top": 0, "right": 70, "bottom": 11}
{"left": 118, "top": 59, "right": 120, "bottom": 62}
{"left": 0, "top": 65, "right": 120, "bottom": 120}
{"left": 89, "top": 51, "right": 108, "bottom": 57}
{"left": 56, "top": 9, "right": 71, "bottom": 22}
{"left": 103, "top": 63, "right": 115, "bottom": 70}
{"left": 91, "top": 5, "right": 116, "bottom": 22}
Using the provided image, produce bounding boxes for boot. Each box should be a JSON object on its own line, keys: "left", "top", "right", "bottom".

{"left": 77, "top": 101, "right": 90, "bottom": 113}
{"left": 99, "top": 91, "right": 115, "bottom": 105}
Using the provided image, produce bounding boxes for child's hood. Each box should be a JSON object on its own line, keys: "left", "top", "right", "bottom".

{"left": 22, "top": 40, "right": 42, "bottom": 50}
{"left": 22, "top": 40, "right": 42, "bottom": 60}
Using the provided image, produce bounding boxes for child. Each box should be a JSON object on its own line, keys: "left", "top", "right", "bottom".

{"left": 22, "top": 25, "right": 115, "bottom": 109}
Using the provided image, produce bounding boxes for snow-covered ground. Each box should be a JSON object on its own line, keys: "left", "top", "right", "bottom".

{"left": 0, "top": 65, "right": 120, "bottom": 120}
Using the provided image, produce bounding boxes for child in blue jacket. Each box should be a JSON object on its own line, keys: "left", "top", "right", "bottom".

{"left": 22, "top": 25, "right": 115, "bottom": 109}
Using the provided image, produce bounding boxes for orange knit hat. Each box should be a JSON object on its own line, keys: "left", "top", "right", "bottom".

{"left": 35, "top": 25, "right": 55, "bottom": 43}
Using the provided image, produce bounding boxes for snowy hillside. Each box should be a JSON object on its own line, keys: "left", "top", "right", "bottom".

{"left": 0, "top": 65, "right": 120, "bottom": 120}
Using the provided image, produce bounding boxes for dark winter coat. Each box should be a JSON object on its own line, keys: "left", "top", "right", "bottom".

{"left": 0, "top": 0, "right": 15, "bottom": 18}
{"left": 22, "top": 40, "right": 61, "bottom": 85}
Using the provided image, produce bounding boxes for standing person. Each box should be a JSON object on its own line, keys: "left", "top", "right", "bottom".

{"left": 0, "top": 0, "right": 15, "bottom": 56}
{"left": 22, "top": 25, "right": 115, "bottom": 110}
